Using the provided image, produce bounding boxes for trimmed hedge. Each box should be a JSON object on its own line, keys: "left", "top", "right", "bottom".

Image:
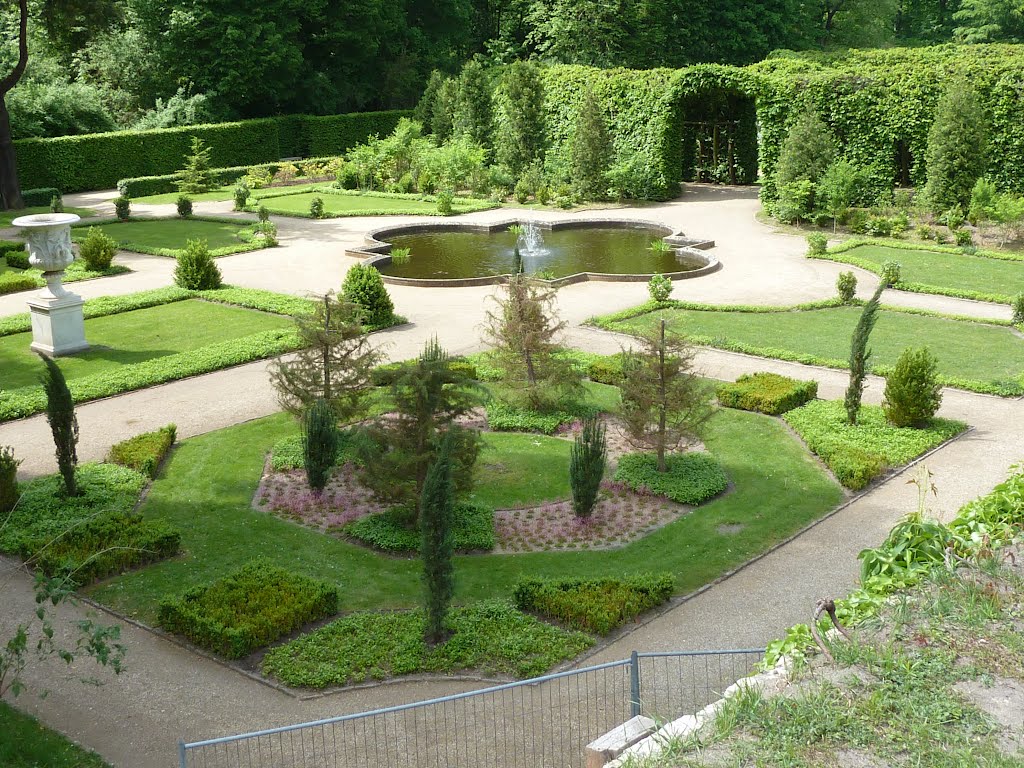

{"left": 344, "top": 503, "right": 495, "bottom": 553}
{"left": 513, "top": 574, "right": 674, "bottom": 635}
{"left": 107, "top": 424, "right": 177, "bottom": 479}
{"left": 0, "top": 272, "right": 39, "bottom": 295}
{"left": 22, "top": 187, "right": 60, "bottom": 206}
{"left": 614, "top": 451, "right": 728, "bottom": 504}
{"left": 16, "top": 110, "right": 409, "bottom": 193}
{"left": 716, "top": 372, "right": 818, "bottom": 415}
{"left": 158, "top": 560, "right": 339, "bottom": 659}
{"left": 0, "top": 463, "right": 180, "bottom": 586}
{"left": 0, "top": 239, "right": 26, "bottom": 264}
{"left": 117, "top": 156, "right": 340, "bottom": 199}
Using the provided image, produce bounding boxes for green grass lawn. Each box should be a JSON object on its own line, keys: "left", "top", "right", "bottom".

{"left": 0, "top": 300, "right": 290, "bottom": 390}
{"left": 470, "top": 432, "right": 572, "bottom": 508}
{"left": 828, "top": 243, "right": 1024, "bottom": 301}
{"left": 133, "top": 182, "right": 323, "bottom": 206}
{"left": 605, "top": 305, "right": 1024, "bottom": 394}
{"left": 0, "top": 702, "right": 109, "bottom": 768}
{"left": 87, "top": 406, "right": 843, "bottom": 623}
{"left": 72, "top": 218, "right": 254, "bottom": 255}
{"left": 0, "top": 206, "right": 96, "bottom": 228}
{"left": 256, "top": 190, "right": 495, "bottom": 217}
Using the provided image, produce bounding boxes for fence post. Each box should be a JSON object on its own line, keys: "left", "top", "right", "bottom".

{"left": 629, "top": 651, "right": 641, "bottom": 717}
{"left": 178, "top": 740, "right": 187, "bottom": 768}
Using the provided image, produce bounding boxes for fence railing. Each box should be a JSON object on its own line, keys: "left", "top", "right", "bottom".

{"left": 178, "top": 648, "right": 765, "bottom": 768}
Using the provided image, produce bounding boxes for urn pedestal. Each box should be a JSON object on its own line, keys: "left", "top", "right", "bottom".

{"left": 12, "top": 213, "right": 88, "bottom": 356}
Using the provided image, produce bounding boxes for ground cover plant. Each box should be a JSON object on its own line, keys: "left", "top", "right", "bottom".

{"left": 70, "top": 217, "right": 272, "bottom": 257}
{"left": 783, "top": 400, "right": 967, "bottom": 490}
{"left": 0, "top": 463, "right": 179, "bottom": 585}
{"left": 614, "top": 452, "right": 728, "bottom": 504}
{"left": 716, "top": 372, "right": 818, "bottom": 415}
{"left": 596, "top": 300, "right": 1024, "bottom": 396}
{"left": 107, "top": 424, "right": 176, "bottom": 479}
{"left": 86, "top": 405, "right": 842, "bottom": 629}
{"left": 0, "top": 257, "right": 129, "bottom": 296}
{"left": 250, "top": 188, "right": 496, "bottom": 218}
{"left": 344, "top": 502, "right": 496, "bottom": 553}
{"left": 813, "top": 240, "right": 1024, "bottom": 304}
{"left": 513, "top": 574, "right": 674, "bottom": 635}
{"left": 261, "top": 600, "right": 593, "bottom": 687}
{"left": 158, "top": 560, "right": 338, "bottom": 659}
{"left": 0, "top": 702, "right": 110, "bottom": 768}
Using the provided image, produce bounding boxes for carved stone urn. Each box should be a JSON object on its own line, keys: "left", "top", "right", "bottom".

{"left": 13, "top": 212, "right": 89, "bottom": 356}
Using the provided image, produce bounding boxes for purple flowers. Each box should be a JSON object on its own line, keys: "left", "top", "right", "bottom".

{"left": 254, "top": 461, "right": 387, "bottom": 533}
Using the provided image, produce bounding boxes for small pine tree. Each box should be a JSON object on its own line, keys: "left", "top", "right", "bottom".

{"left": 924, "top": 82, "right": 988, "bottom": 213}
{"left": 302, "top": 399, "right": 339, "bottom": 493}
{"left": 175, "top": 136, "right": 214, "bottom": 195}
{"left": 39, "top": 355, "right": 79, "bottom": 496}
{"left": 176, "top": 195, "right": 193, "bottom": 217}
{"left": 420, "top": 433, "right": 455, "bottom": 646}
{"left": 569, "top": 417, "right": 607, "bottom": 518}
{"left": 173, "top": 239, "right": 222, "bottom": 290}
{"left": 452, "top": 59, "right": 493, "bottom": 148}
{"left": 270, "top": 293, "right": 383, "bottom": 420}
{"left": 0, "top": 445, "right": 20, "bottom": 514}
{"left": 570, "top": 88, "right": 612, "bottom": 201}
{"left": 774, "top": 109, "right": 837, "bottom": 191}
{"left": 494, "top": 61, "right": 546, "bottom": 177}
{"left": 432, "top": 77, "right": 459, "bottom": 144}
{"left": 620, "top": 319, "right": 713, "bottom": 472}
{"left": 341, "top": 264, "right": 395, "bottom": 327}
{"left": 844, "top": 282, "right": 885, "bottom": 425}
{"left": 415, "top": 70, "right": 446, "bottom": 133}
{"left": 882, "top": 347, "right": 942, "bottom": 427}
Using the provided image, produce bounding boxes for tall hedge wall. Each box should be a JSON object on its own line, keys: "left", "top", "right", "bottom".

{"left": 14, "top": 110, "right": 410, "bottom": 194}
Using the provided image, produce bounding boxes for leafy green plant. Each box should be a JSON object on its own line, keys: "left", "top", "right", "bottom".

{"left": 257, "top": 204, "right": 270, "bottom": 222}
{"left": 436, "top": 189, "right": 454, "bottom": 215}
{"left": 882, "top": 347, "right": 942, "bottom": 427}
{"left": 112, "top": 196, "right": 130, "bottom": 221}
{"left": 845, "top": 283, "right": 884, "bottom": 425}
{"left": 614, "top": 451, "right": 727, "bottom": 504}
{"left": 158, "top": 559, "right": 338, "bottom": 659}
{"left": 49, "top": 194, "right": 63, "bottom": 213}
{"left": 513, "top": 574, "right": 674, "bottom": 635}
{"left": 569, "top": 417, "right": 606, "bottom": 518}
{"left": 647, "top": 273, "right": 673, "bottom": 304}
{"left": 390, "top": 247, "right": 411, "bottom": 266}
{"left": 341, "top": 263, "right": 394, "bottom": 327}
{"left": 924, "top": 82, "right": 987, "bottom": 212}
{"left": 344, "top": 503, "right": 495, "bottom": 553}
{"left": 513, "top": 178, "right": 530, "bottom": 204}
{"left": 880, "top": 260, "right": 901, "bottom": 286}
{"left": 806, "top": 233, "right": 828, "bottom": 255}
{"left": 173, "top": 239, "right": 222, "bottom": 290}
{"left": 107, "top": 424, "right": 176, "bottom": 479}
{"left": 836, "top": 270, "right": 857, "bottom": 303}
{"left": 0, "top": 446, "right": 20, "bottom": 514}
{"left": 485, "top": 399, "right": 598, "bottom": 434}
{"left": 77, "top": 227, "right": 116, "bottom": 271}
{"left": 421, "top": 435, "right": 456, "bottom": 645}
{"left": 716, "top": 372, "right": 818, "bottom": 416}
{"left": 176, "top": 195, "right": 193, "bottom": 218}
{"left": 233, "top": 182, "right": 250, "bottom": 211}
{"left": 309, "top": 196, "right": 325, "bottom": 219}
{"left": 175, "top": 136, "right": 215, "bottom": 195}
{"left": 1012, "top": 293, "right": 1024, "bottom": 325}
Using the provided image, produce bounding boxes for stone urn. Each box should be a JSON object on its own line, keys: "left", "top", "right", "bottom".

{"left": 13, "top": 212, "right": 88, "bottom": 356}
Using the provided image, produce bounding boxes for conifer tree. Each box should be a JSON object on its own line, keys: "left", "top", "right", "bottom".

{"left": 421, "top": 433, "right": 455, "bottom": 646}
{"left": 571, "top": 88, "right": 612, "bottom": 201}
{"left": 924, "top": 82, "right": 988, "bottom": 213}
{"left": 882, "top": 347, "right": 942, "bottom": 427}
{"left": 39, "top": 355, "right": 78, "bottom": 496}
{"left": 453, "top": 59, "right": 493, "bottom": 148}
{"left": 569, "top": 417, "right": 607, "bottom": 518}
{"left": 175, "top": 136, "right": 214, "bottom": 195}
{"left": 774, "top": 109, "right": 837, "bottom": 190}
{"left": 302, "top": 398, "right": 338, "bottom": 493}
{"left": 270, "top": 293, "right": 383, "bottom": 421}
{"left": 620, "top": 320, "right": 713, "bottom": 472}
{"left": 845, "top": 282, "right": 885, "bottom": 425}
{"left": 493, "top": 61, "right": 546, "bottom": 176}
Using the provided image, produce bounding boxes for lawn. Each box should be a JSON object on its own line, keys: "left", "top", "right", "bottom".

{"left": 0, "top": 702, "right": 109, "bottom": 768}
{"left": 0, "top": 206, "right": 96, "bottom": 228}
{"left": 254, "top": 189, "right": 497, "bottom": 218}
{"left": 821, "top": 242, "right": 1024, "bottom": 302}
{"left": 86, "top": 406, "right": 843, "bottom": 624}
{"left": 133, "top": 182, "right": 322, "bottom": 206}
{"left": 472, "top": 432, "right": 572, "bottom": 508}
{"left": 602, "top": 304, "right": 1024, "bottom": 394}
{"left": 72, "top": 217, "right": 260, "bottom": 256}
{"left": 0, "top": 299, "right": 291, "bottom": 390}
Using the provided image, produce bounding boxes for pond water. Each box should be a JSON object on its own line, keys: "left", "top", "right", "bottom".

{"left": 378, "top": 224, "right": 707, "bottom": 280}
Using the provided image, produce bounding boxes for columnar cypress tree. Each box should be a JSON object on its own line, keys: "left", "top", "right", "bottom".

{"left": 570, "top": 88, "right": 612, "bottom": 201}
{"left": 844, "top": 282, "right": 885, "bottom": 425}
{"left": 39, "top": 355, "right": 78, "bottom": 496}
{"left": 453, "top": 59, "right": 493, "bottom": 148}
{"left": 302, "top": 398, "right": 339, "bottom": 494}
{"left": 493, "top": 61, "right": 546, "bottom": 176}
{"left": 569, "top": 417, "right": 607, "bottom": 518}
{"left": 774, "top": 109, "right": 837, "bottom": 190}
{"left": 923, "top": 82, "right": 988, "bottom": 213}
{"left": 421, "top": 433, "right": 455, "bottom": 646}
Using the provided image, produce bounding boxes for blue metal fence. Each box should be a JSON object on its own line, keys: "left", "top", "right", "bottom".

{"left": 179, "top": 649, "right": 764, "bottom": 768}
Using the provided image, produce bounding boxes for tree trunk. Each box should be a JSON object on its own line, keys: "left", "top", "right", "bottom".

{"left": 0, "top": 98, "right": 23, "bottom": 210}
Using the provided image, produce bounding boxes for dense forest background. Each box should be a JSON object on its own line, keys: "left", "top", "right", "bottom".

{"left": 2, "top": 0, "right": 1020, "bottom": 140}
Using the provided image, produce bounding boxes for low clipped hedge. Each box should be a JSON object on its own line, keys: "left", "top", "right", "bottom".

{"left": 586, "top": 354, "right": 626, "bottom": 385}
{"left": 0, "top": 239, "right": 27, "bottom": 265}
{"left": 22, "top": 187, "right": 61, "bottom": 206}
{"left": 107, "top": 424, "right": 177, "bottom": 478}
{"left": 0, "top": 463, "right": 179, "bottom": 585}
{"left": 614, "top": 451, "right": 728, "bottom": 504}
{"left": 513, "top": 574, "right": 675, "bottom": 635}
{"left": 782, "top": 400, "right": 967, "bottom": 490}
{"left": 0, "top": 272, "right": 39, "bottom": 295}
{"left": 344, "top": 503, "right": 495, "bottom": 553}
{"left": 158, "top": 559, "right": 339, "bottom": 659}
{"left": 69, "top": 216, "right": 275, "bottom": 259}
{"left": 716, "top": 372, "right": 818, "bottom": 415}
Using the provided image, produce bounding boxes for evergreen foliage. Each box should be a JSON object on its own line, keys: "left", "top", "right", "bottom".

{"left": 302, "top": 399, "right": 339, "bottom": 494}
{"left": 924, "top": 82, "right": 988, "bottom": 213}
{"left": 494, "top": 62, "right": 546, "bottom": 177}
{"left": 78, "top": 227, "right": 116, "bottom": 271}
{"left": 453, "top": 60, "right": 493, "bottom": 149}
{"left": 883, "top": 347, "right": 943, "bottom": 427}
{"left": 341, "top": 264, "right": 394, "bottom": 328}
{"left": 415, "top": 70, "right": 446, "bottom": 134}
{"left": 845, "top": 282, "right": 885, "bottom": 425}
{"left": 113, "top": 196, "right": 131, "bottom": 220}
{"left": 173, "top": 239, "right": 222, "bottom": 290}
{"left": 619, "top": 319, "right": 714, "bottom": 472}
{"left": 569, "top": 416, "right": 607, "bottom": 519}
{"left": 818, "top": 159, "right": 863, "bottom": 230}
{"left": 570, "top": 88, "right": 612, "bottom": 201}
{"left": 420, "top": 433, "right": 455, "bottom": 646}
{"left": 176, "top": 195, "right": 193, "bottom": 217}
{"left": 270, "top": 293, "right": 383, "bottom": 421}
{"left": 483, "top": 273, "right": 582, "bottom": 410}
{"left": 175, "top": 136, "right": 214, "bottom": 195}
{"left": 774, "top": 109, "right": 837, "bottom": 192}
{"left": 837, "top": 271, "right": 857, "bottom": 303}
{"left": 0, "top": 446, "right": 20, "bottom": 514}
{"left": 39, "top": 355, "right": 79, "bottom": 497}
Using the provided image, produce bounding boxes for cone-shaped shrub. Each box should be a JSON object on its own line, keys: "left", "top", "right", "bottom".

{"left": 570, "top": 417, "right": 607, "bottom": 518}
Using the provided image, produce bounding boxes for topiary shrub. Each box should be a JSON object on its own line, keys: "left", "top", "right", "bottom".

{"left": 2, "top": 241, "right": 29, "bottom": 269}
{"left": 880, "top": 260, "right": 901, "bottom": 287}
{"left": 806, "top": 233, "right": 828, "bottom": 255}
{"left": 341, "top": 263, "right": 394, "bottom": 327}
{"left": 309, "top": 196, "right": 325, "bottom": 219}
{"left": 78, "top": 226, "right": 117, "bottom": 271}
{"left": 1013, "top": 293, "right": 1024, "bottom": 326}
{"left": 113, "top": 195, "right": 130, "bottom": 221}
{"left": 0, "top": 445, "right": 20, "bottom": 514}
{"left": 569, "top": 417, "right": 606, "bottom": 519}
{"left": 716, "top": 372, "right": 818, "bottom": 416}
{"left": 233, "top": 182, "right": 250, "bottom": 211}
{"left": 173, "top": 239, "right": 222, "bottom": 290}
{"left": 107, "top": 424, "right": 176, "bottom": 479}
{"left": 303, "top": 399, "right": 338, "bottom": 494}
{"left": 514, "top": 178, "right": 530, "bottom": 204}
{"left": 176, "top": 195, "right": 193, "bottom": 218}
{"left": 837, "top": 270, "right": 857, "bottom": 303}
{"left": 648, "top": 273, "right": 673, "bottom": 302}
{"left": 882, "top": 347, "right": 942, "bottom": 428}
